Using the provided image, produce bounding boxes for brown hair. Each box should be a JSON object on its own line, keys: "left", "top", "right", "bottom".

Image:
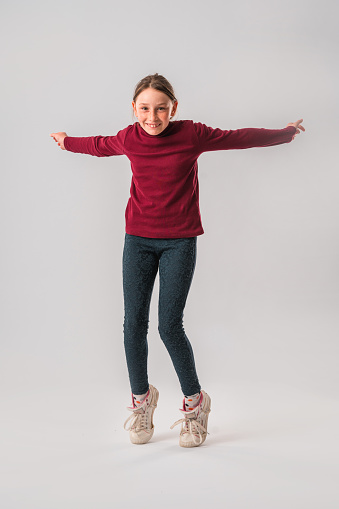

{"left": 131, "top": 73, "right": 178, "bottom": 122}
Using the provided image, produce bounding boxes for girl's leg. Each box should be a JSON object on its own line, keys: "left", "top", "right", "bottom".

{"left": 157, "top": 237, "right": 201, "bottom": 396}
{"left": 122, "top": 234, "right": 159, "bottom": 395}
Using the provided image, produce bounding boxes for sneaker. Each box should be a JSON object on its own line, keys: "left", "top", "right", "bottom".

{"left": 170, "top": 390, "right": 211, "bottom": 447}
{"left": 123, "top": 384, "right": 159, "bottom": 444}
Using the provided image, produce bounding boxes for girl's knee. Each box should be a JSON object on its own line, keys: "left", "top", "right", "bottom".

{"left": 124, "top": 317, "right": 149, "bottom": 336}
{"left": 158, "top": 320, "right": 184, "bottom": 340}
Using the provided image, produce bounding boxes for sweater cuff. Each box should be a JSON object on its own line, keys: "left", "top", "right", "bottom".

{"left": 286, "top": 125, "right": 297, "bottom": 133}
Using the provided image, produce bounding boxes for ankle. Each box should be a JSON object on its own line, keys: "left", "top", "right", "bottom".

{"left": 183, "top": 391, "right": 201, "bottom": 411}
{"left": 132, "top": 389, "right": 149, "bottom": 408}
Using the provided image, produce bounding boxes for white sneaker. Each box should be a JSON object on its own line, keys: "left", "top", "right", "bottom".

{"left": 170, "top": 390, "right": 211, "bottom": 447}
{"left": 123, "top": 384, "right": 159, "bottom": 444}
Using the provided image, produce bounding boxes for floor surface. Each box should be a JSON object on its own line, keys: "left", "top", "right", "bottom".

{"left": 1, "top": 382, "right": 338, "bottom": 509}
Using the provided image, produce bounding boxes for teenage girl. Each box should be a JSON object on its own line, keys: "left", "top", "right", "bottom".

{"left": 50, "top": 73, "right": 305, "bottom": 448}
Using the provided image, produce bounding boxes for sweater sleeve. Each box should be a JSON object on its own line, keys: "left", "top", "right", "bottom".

{"left": 193, "top": 122, "right": 297, "bottom": 154}
{"left": 63, "top": 127, "right": 127, "bottom": 157}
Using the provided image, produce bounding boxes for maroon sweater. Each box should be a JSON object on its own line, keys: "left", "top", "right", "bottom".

{"left": 64, "top": 120, "right": 296, "bottom": 238}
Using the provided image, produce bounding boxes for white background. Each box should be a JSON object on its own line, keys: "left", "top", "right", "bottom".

{"left": 1, "top": 0, "right": 338, "bottom": 507}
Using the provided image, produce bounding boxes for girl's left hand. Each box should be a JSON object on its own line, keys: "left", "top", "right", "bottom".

{"left": 286, "top": 119, "right": 305, "bottom": 140}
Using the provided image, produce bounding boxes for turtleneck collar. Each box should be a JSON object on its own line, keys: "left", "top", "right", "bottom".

{"left": 136, "top": 121, "right": 175, "bottom": 138}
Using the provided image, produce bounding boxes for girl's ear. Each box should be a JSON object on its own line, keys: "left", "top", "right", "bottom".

{"left": 172, "top": 100, "right": 178, "bottom": 116}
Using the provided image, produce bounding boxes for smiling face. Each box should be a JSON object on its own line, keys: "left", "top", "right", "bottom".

{"left": 132, "top": 88, "right": 178, "bottom": 135}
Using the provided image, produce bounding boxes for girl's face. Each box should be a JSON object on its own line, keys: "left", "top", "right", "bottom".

{"left": 132, "top": 88, "right": 178, "bottom": 136}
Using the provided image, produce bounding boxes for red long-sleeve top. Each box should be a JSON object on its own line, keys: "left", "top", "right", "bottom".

{"left": 64, "top": 120, "right": 296, "bottom": 238}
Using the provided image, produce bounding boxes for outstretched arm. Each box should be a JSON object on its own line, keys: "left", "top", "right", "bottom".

{"left": 49, "top": 130, "right": 126, "bottom": 157}
{"left": 193, "top": 118, "right": 305, "bottom": 153}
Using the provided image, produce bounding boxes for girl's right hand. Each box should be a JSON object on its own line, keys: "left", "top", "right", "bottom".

{"left": 50, "top": 132, "right": 68, "bottom": 150}
{"left": 285, "top": 119, "right": 305, "bottom": 141}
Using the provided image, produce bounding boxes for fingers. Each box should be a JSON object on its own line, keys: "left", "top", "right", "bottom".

{"left": 289, "top": 119, "right": 305, "bottom": 132}
{"left": 296, "top": 119, "right": 305, "bottom": 131}
{"left": 50, "top": 133, "right": 64, "bottom": 148}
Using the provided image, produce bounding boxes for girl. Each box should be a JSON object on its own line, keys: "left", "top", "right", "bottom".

{"left": 50, "top": 73, "right": 305, "bottom": 448}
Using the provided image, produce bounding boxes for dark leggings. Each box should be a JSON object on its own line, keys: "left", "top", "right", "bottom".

{"left": 122, "top": 233, "right": 201, "bottom": 396}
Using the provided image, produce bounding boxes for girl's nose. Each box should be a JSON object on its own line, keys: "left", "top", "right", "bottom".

{"left": 149, "top": 110, "right": 158, "bottom": 120}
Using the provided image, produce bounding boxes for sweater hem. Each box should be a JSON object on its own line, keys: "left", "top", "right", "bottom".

{"left": 125, "top": 227, "right": 204, "bottom": 239}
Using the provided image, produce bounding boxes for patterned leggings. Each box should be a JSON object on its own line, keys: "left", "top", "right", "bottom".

{"left": 122, "top": 233, "right": 201, "bottom": 396}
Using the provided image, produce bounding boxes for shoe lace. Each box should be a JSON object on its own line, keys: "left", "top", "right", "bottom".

{"left": 170, "top": 411, "right": 209, "bottom": 446}
{"left": 123, "top": 400, "right": 156, "bottom": 432}
{"left": 124, "top": 407, "right": 147, "bottom": 432}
